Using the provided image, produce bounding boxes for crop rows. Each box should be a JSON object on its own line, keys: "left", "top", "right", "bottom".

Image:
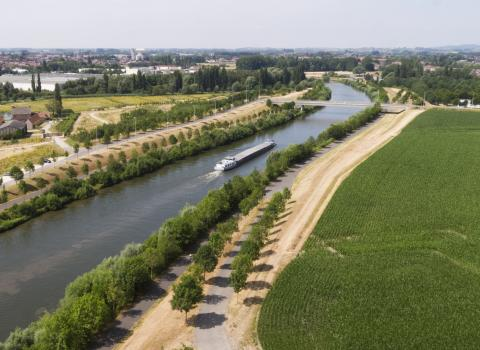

{"left": 258, "top": 109, "right": 480, "bottom": 349}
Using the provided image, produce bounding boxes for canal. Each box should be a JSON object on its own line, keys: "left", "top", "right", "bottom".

{"left": 0, "top": 82, "right": 369, "bottom": 338}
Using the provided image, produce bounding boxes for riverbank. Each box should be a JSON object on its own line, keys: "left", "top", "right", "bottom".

{"left": 0, "top": 82, "right": 360, "bottom": 341}
{"left": 102, "top": 106, "right": 399, "bottom": 350}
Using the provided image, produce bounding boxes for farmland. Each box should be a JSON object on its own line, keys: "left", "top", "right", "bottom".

{"left": 0, "top": 143, "right": 63, "bottom": 174}
{"left": 0, "top": 93, "right": 224, "bottom": 113}
{"left": 258, "top": 109, "right": 480, "bottom": 349}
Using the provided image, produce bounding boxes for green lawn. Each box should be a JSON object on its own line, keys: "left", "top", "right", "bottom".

{"left": 258, "top": 109, "right": 480, "bottom": 350}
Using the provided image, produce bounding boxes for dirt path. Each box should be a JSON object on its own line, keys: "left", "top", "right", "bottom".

{"left": 224, "top": 108, "right": 424, "bottom": 349}
{"left": 114, "top": 210, "right": 260, "bottom": 350}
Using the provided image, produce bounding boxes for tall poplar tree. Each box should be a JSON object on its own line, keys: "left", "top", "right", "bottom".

{"left": 31, "top": 74, "right": 36, "bottom": 93}
{"left": 36, "top": 73, "right": 42, "bottom": 93}
{"left": 53, "top": 83, "right": 63, "bottom": 118}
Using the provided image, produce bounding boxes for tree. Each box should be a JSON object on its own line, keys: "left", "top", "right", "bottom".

{"left": 9, "top": 166, "right": 24, "bottom": 183}
{"left": 143, "top": 247, "right": 164, "bottom": 279}
{"left": 50, "top": 151, "right": 58, "bottom": 167}
{"left": 31, "top": 74, "right": 36, "bottom": 93}
{"left": 193, "top": 244, "right": 218, "bottom": 278}
{"left": 171, "top": 273, "right": 203, "bottom": 323}
{"left": 173, "top": 70, "right": 183, "bottom": 92}
{"left": 34, "top": 177, "right": 48, "bottom": 188}
{"left": 66, "top": 166, "right": 77, "bottom": 178}
{"left": 102, "top": 133, "right": 111, "bottom": 145}
{"left": 230, "top": 254, "right": 252, "bottom": 297}
{"left": 18, "top": 180, "right": 28, "bottom": 194}
{"left": 169, "top": 134, "right": 178, "bottom": 145}
{"left": 84, "top": 138, "right": 92, "bottom": 153}
{"left": 141, "top": 142, "right": 150, "bottom": 153}
{"left": 0, "top": 190, "right": 7, "bottom": 203}
{"left": 52, "top": 83, "right": 63, "bottom": 118}
{"left": 118, "top": 151, "right": 127, "bottom": 164}
{"left": 73, "top": 143, "right": 80, "bottom": 158}
{"left": 37, "top": 72, "right": 42, "bottom": 93}
{"left": 25, "top": 160, "right": 35, "bottom": 174}
{"left": 81, "top": 163, "right": 89, "bottom": 176}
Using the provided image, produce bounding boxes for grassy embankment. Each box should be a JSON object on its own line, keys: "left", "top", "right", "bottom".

{"left": 258, "top": 109, "right": 480, "bottom": 349}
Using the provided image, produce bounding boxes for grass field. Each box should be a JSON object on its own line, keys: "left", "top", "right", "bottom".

{"left": 258, "top": 109, "right": 480, "bottom": 349}
{"left": 0, "top": 93, "right": 224, "bottom": 113}
{"left": 0, "top": 143, "right": 63, "bottom": 174}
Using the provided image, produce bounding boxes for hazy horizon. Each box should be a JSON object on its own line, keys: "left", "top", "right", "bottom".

{"left": 3, "top": 0, "right": 480, "bottom": 49}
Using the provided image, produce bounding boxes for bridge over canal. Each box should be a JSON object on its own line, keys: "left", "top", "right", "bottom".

{"left": 271, "top": 98, "right": 408, "bottom": 114}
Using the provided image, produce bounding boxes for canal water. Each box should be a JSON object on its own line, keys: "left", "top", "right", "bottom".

{"left": 0, "top": 82, "right": 369, "bottom": 338}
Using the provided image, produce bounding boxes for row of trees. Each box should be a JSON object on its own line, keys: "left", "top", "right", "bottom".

{"left": 236, "top": 54, "right": 360, "bottom": 72}
{"left": 71, "top": 92, "right": 255, "bottom": 145}
{"left": 0, "top": 99, "right": 383, "bottom": 349}
{"left": 171, "top": 217, "right": 239, "bottom": 321}
{"left": 0, "top": 165, "right": 268, "bottom": 349}
{"left": 0, "top": 105, "right": 311, "bottom": 233}
{"left": 230, "top": 189, "right": 290, "bottom": 295}
{"left": 60, "top": 65, "right": 306, "bottom": 96}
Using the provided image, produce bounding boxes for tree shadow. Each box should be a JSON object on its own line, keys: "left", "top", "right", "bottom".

{"left": 243, "top": 296, "right": 264, "bottom": 306}
{"left": 251, "top": 263, "right": 273, "bottom": 273}
{"left": 219, "top": 263, "right": 231, "bottom": 270}
{"left": 265, "top": 238, "right": 279, "bottom": 246}
{"left": 194, "top": 312, "right": 227, "bottom": 329}
{"left": 246, "top": 280, "right": 272, "bottom": 290}
{"left": 164, "top": 272, "right": 178, "bottom": 281}
{"left": 259, "top": 249, "right": 274, "bottom": 258}
{"left": 269, "top": 228, "right": 282, "bottom": 236}
{"left": 206, "top": 276, "right": 230, "bottom": 288}
{"left": 278, "top": 211, "right": 293, "bottom": 220}
{"left": 225, "top": 250, "right": 239, "bottom": 258}
{"left": 92, "top": 320, "right": 133, "bottom": 347}
{"left": 204, "top": 294, "right": 227, "bottom": 305}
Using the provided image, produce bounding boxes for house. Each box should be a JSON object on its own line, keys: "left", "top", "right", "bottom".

{"left": 26, "top": 113, "right": 48, "bottom": 130}
{"left": 0, "top": 120, "right": 27, "bottom": 138}
{"left": 12, "top": 107, "right": 32, "bottom": 122}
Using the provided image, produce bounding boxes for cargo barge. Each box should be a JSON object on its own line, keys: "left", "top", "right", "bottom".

{"left": 214, "top": 140, "right": 276, "bottom": 171}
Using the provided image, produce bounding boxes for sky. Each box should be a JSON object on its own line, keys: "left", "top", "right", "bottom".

{"left": 3, "top": 0, "right": 480, "bottom": 49}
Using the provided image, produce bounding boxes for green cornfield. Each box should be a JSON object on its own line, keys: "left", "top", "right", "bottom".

{"left": 258, "top": 109, "right": 480, "bottom": 349}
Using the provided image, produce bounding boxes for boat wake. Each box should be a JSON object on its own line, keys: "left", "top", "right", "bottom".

{"left": 199, "top": 170, "right": 222, "bottom": 183}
